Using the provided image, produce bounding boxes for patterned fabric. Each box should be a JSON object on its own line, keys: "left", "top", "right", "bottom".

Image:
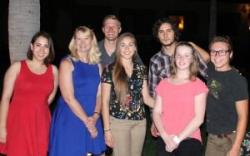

{"left": 148, "top": 49, "right": 207, "bottom": 97}
{"left": 101, "top": 63, "right": 147, "bottom": 120}
{"left": 148, "top": 50, "right": 171, "bottom": 97}
{"left": 241, "top": 131, "right": 250, "bottom": 156}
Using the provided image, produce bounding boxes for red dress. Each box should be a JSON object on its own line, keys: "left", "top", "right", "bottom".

{"left": 0, "top": 60, "right": 54, "bottom": 156}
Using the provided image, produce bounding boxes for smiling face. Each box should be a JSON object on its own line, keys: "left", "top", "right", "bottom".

{"left": 74, "top": 30, "right": 92, "bottom": 54}
{"left": 174, "top": 45, "right": 193, "bottom": 71}
{"left": 30, "top": 36, "right": 49, "bottom": 62}
{"left": 102, "top": 18, "right": 121, "bottom": 41}
{"left": 118, "top": 36, "right": 136, "bottom": 61}
{"left": 210, "top": 41, "right": 232, "bottom": 71}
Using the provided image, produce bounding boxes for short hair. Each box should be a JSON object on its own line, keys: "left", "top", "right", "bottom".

{"left": 102, "top": 14, "right": 121, "bottom": 27}
{"left": 152, "top": 17, "right": 180, "bottom": 41}
{"left": 170, "top": 41, "right": 199, "bottom": 80}
{"left": 209, "top": 36, "right": 233, "bottom": 52}
{"left": 68, "top": 26, "right": 100, "bottom": 64}
{"left": 27, "top": 31, "right": 55, "bottom": 66}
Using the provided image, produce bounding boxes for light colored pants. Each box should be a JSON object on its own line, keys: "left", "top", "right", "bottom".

{"left": 110, "top": 116, "right": 146, "bottom": 156}
{"left": 205, "top": 132, "right": 236, "bottom": 156}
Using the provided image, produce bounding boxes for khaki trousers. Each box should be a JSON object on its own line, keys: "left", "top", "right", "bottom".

{"left": 205, "top": 132, "right": 236, "bottom": 156}
{"left": 110, "top": 116, "right": 146, "bottom": 156}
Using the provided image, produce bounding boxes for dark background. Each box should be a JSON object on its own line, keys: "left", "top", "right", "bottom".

{"left": 0, "top": 0, "right": 250, "bottom": 99}
{"left": 1, "top": 0, "right": 250, "bottom": 104}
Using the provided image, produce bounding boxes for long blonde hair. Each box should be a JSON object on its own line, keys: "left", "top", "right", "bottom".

{"left": 170, "top": 41, "right": 199, "bottom": 80}
{"left": 68, "top": 26, "right": 100, "bottom": 64}
{"left": 113, "top": 32, "right": 137, "bottom": 105}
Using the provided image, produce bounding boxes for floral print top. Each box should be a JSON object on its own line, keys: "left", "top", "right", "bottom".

{"left": 101, "top": 63, "right": 147, "bottom": 120}
{"left": 241, "top": 131, "right": 250, "bottom": 156}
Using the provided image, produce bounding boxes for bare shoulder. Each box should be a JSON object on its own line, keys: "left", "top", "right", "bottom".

{"left": 58, "top": 59, "right": 75, "bottom": 75}
{"left": 60, "top": 58, "right": 73, "bottom": 68}
{"left": 8, "top": 61, "right": 21, "bottom": 74}
{"left": 51, "top": 65, "right": 58, "bottom": 74}
{"left": 3, "top": 61, "right": 22, "bottom": 82}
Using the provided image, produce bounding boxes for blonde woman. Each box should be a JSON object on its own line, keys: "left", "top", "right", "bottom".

{"left": 49, "top": 26, "right": 105, "bottom": 156}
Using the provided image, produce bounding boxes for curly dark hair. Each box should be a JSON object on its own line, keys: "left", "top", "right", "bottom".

{"left": 152, "top": 17, "right": 180, "bottom": 42}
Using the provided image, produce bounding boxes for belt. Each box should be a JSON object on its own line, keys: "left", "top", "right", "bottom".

{"left": 217, "top": 134, "right": 231, "bottom": 138}
{"left": 210, "top": 131, "right": 236, "bottom": 139}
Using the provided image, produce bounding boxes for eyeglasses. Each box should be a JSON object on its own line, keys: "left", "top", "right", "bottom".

{"left": 210, "top": 49, "right": 231, "bottom": 56}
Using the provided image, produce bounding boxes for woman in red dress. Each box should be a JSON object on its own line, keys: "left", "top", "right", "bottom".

{"left": 0, "top": 31, "right": 58, "bottom": 156}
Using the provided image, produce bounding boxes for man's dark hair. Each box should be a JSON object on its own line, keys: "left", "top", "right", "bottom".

{"left": 152, "top": 17, "right": 180, "bottom": 41}
{"left": 209, "top": 35, "right": 233, "bottom": 52}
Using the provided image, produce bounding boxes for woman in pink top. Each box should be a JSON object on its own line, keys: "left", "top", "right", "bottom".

{"left": 153, "top": 42, "right": 208, "bottom": 156}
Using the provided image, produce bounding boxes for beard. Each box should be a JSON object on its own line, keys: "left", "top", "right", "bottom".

{"left": 162, "top": 39, "right": 176, "bottom": 47}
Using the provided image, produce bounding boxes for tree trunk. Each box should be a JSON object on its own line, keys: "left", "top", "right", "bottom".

{"left": 8, "top": 0, "right": 40, "bottom": 63}
{"left": 209, "top": 0, "right": 217, "bottom": 41}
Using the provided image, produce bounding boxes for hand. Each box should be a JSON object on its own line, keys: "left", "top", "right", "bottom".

{"left": 84, "top": 117, "right": 98, "bottom": 138}
{"left": 88, "top": 115, "right": 98, "bottom": 128}
{"left": 85, "top": 117, "right": 95, "bottom": 129}
{"left": 172, "top": 135, "right": 181, "bottom": 145}
{"left": 105, "top": 131, "right": 114, "bottom": 148}
{"left": 163, "top": 135, "right": 178, "bottom": 152}
{"left": 0, "top": 127, "right": 7, "bottom": 143}
{"left": 88, "top": 126, "right": 98, "bottom": 138}
{"left": 151, "top": 123, "right": 159, "bottom": 137}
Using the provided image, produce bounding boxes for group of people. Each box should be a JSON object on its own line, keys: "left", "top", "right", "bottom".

{"left": 0, "top": 14, "right": 248, "bottom": 156}
{"left": 148, "top": 18, "right": 249, "bottom": 156}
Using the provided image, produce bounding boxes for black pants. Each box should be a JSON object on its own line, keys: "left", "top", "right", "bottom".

{"left": 156, "top": 137, "right": 202, "bottom": 156}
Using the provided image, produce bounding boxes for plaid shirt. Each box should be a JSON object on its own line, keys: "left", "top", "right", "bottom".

{"left": 148, "top": 49, "right": 208, "bottom": 97}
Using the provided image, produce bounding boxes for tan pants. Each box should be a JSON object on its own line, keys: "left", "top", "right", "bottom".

{"left": 110, "top": 116, "right": 146, "bottom": 156}
{"left": 205, "top": 133, "right": 236, "bottom": 156}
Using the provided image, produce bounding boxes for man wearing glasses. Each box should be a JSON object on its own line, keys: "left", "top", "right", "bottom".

{"left": 205, "top": 36, "right": 249, "bottom": 156}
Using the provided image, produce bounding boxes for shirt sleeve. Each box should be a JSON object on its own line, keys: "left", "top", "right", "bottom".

{"left": 101, "top": 65, "right": 113, "bottom": 84}
{"left": 142, "top": 65, "right": 148, "bottom": 80}
{"left": 197, "top": 52, "right": 208, "bottom": 78}
{"left": 148, "top": 60, "right": 157, "bottom": 97}
{"left": 155, "top": 80, "right": 165, "bottom": 97}
{"left": 232, "top": 74, "right": 249, "bottom": 101}
{"left": 194, "top": 78, "right": 209, "bottom": 95}
{"left": 135, "top": 53, "right": 144, "bottom": 65}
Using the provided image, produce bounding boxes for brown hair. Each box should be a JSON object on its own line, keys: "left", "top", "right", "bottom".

{"left": 27, "top": 31, "right": 55, "bottom": 66}
{"left": 170, "top": 41, "right": 199, "bottom": 80}
{"left": 152, "top": 17, "right": 180, "bottom": 42}
{"left": 113, "top": 32, "right": 137, "bottom": 105}
{"left": 209, "top": 36, "right": 233, "bottom": 53}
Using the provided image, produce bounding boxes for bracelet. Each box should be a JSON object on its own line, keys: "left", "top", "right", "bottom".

{"left": 173, "top": 136, "right": 181, "bottom": 144}
{"left": 104, "top": 128, "right": 111, "bottom": 132}
{"left": 93, "top": 111, "right": 100, "bottom": 116}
